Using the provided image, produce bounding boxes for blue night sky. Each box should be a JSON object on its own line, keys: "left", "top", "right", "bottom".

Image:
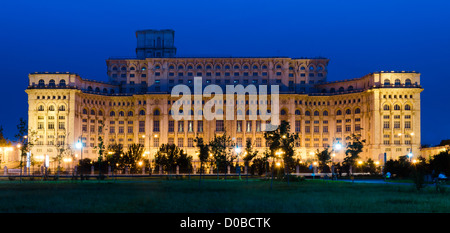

{"left": 0, "top": 0, "right": 449, "bottom": 145}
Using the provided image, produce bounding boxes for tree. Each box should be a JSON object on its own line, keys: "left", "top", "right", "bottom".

{"left": 122, "top": 143, "right": 145, "bottom": 173}
{"left": 155, "top": 143, "right": 183, "bottom": 174}
{"left": 177, "top": 150, "right": 193, "bottom": 173}
{"left": 53, "top": 130, "right": 73, "bottom": 179}
{"left": 106, "top": 143, "right": 124, "bottom": 173}
{"left": 429, "top": 149, "right": 450, "bottom": 177}
{"left": 243, "top": 138, "right": 258, "bottom": 168}
{"left": 315, "top": 147, "right": 332, "bottom": 173}
{"left": 15, "top": 118, "right": 36, "bottom": 182}
{"left": 194, "top": 137, "right": 209, "bottom": 183}
{"left": 264, "top": 120, "right": 299, "bottom": 184}
{"left": 344, "top": 134, "right": 365, "bottom": 176}
{"left": 208, "top": 132, "right": 235, "bottom": 175}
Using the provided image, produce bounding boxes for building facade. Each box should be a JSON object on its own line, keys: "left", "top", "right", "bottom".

{"left": 25, "top": 30, "right": 423, "bottom": 167}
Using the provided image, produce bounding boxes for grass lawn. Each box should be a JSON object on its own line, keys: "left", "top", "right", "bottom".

{"left": 0, "top": 177, "right": 449, "bottom": 213}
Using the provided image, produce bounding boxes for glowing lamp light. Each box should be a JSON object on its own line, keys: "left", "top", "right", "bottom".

{"left": 235, "top": 147, "right": 241, "bottom": 154}
{"left": 76, "top": 142, "right": 83, "bottom": 149}
{"left": 334, "top": 142, "right": 342, "bottom": 151}
{"left": 357, "top": 161, "right": 363, "bottom": 165}
{"left": 407, "top": 152, "right": 413, "bottom": 158}
{"left": 276, "top": 162, "right": 281, "bottom": 167}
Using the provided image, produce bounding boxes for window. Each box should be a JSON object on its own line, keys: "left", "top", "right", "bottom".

{"left": 188, "top": 138, "right": 194, "bottom": 147}
{"left": 188, "top": 121, "right": 194, "bottom": 132}
{"left": 323, "top": 126, "right": 328, "bottom": 133}
{"left": 178, "top": 121, "right": 184, "bottom": 132}
{"left": 153, "top": 138, "right": 159, "bottom": 148}
{"left": 255, "top": 138, "right": 262, "bottom": 147}
{"left": 139, "top": 121, "right": 145, "bottom": 133}
{"left": 405, "top": 121, "right": 411, "bottom": 129}
{"left": 336, "top": 110, "right": 342, "bottom": 116}
{"left": 246, "top": 121, "right": 252, "bottom": 132}
{"left": 405, "top": 104, "right": 411, "bottom": 110}
{"left": 383, "top": 121, "right": 390, "bottom": 129}
{"left": 216, "top": 120, "right": 224, "bottom": 132}
{"left": 197, "top": 121, "right": 203, "bottom": 132}
{"left": 323, "top": 110, "right": 328, "bottom": 116}
{"left": 153, "top": 120, "right": 160, "bottom": 132}
{"left": 395, "top": 79, "right": 401, "bottom": 86}
{"left": 405, "top": 79, "right": 412, "bottom": 86}
{"left": 305, "top": 126, "right": 310, "bottom": 133}
{"left": 336, "top": 125, "right": 342, "bottom": 133}
{"left": 237, "top": 121, "right": 242, "bottom": 132}
{"left": 168, "top": 121, "right": 174, "bottom": 132}
{"left": 178, "top": 138, "right": 184, "bottom": 147}
{"left": 383, "top": 105, "right": 390, "bottom": 111}
{"left": 295, "top": 121, "right": 301, "bottom": 132}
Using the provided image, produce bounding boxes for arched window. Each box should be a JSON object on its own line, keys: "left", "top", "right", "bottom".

{"left": 206, "top": 65, "right": 212, "bottom": 69}
{"left": 215, "top": 65, "right": 221, "bottom": 70}
{"left": 405, "top": 104, "right": 411, "bottom": 110}
{"left": 59, "top": 105, "right": 65, "bottom": 111}
{"left": 110, "top": 111, "right": 115, "bottom": 116}
{"left": 394, "top": 104, "right": 401, "bottom": 110}
{"left": 336, "top": 110, "right": 342, "bottom": 116}
{"left": 345, "top": 109, "right": 351, "bottom": 115}
{"left": 225, "top": 65, "right": 230, "bottom": 69}
{"left": 98, "top": 110, "right": 103, "bottom": 116}
{"left": 83, "top": 109, "right": 88, "bottom": 114}
{"left": 59, "top": 80, "right": 66, "bottom": 87}
{"left": 384, "top": 79, "right": 390, "bottom": 86}
{"left": 280, "top": 109, "right": 286, "bottom": 115}
{"left": 87, "top": 86, "right": 93, "bottom": 91}
{"left": 130, "top": 67, "right": 135, "bottom": 71}
{"left": 139, "top": 110, "right": 145, "bottom": 116}
{"left": 121, "top": 66, "right": 127, "bottom": 71}
{"left": 355, "top": 108, "right": 361, "bottom": 114}
{"left": 300, "top": 66, "right": 305, "bottom": 70}
{"left": 338, "top": 87, "right": 345, "bottom": 92}
{"left": 330, "top": 88, "right": 335, "bottom": 93}
{"left": 276, "top": 65, "right": 282, "bottom": 69}
{"left": 49, "top": 80, "right": 55, "bottom": 87}
{"left": 49, "top": 106, "right": 56, "bottom": 112}
{"left": 314, "top": 111, "right": 319, "bottom": 116}
{"left": 262, "top": 65, "right": 268, "bottom": 69}
{"left": 169, "top": 65, "right": 175, "bottom": 69}
{"left": 305, "top": 111, "right": 311, "bottom": 116}
{"left": 253, "top": 65, "right": 258, "bottom": 69}
{"left": 348, "top": 86, "right": 354, "bottom": 91}
{"left": 103, "top": 88, "right": 108, "bottom": 93}
{"left": 95, "top": 87, "right": 100, "bottom": 92}
{"left": 110, "top": 89, "right": 115, "bottom": 94}
{"left": 198, "top": 110, "right": 203, "bottom": 116}
{"left": 323, "top": 110, "right": 328, "bottom": 116}
{"left": 153, "top": 109, "right": 160, "bottom": 115}
{"left": 119, "top": 111, "right": 124, "bottom": 117}
{"left": 243, "top": 65, "right": 249, "bottom": 69}
{"left": 295, "top": 109, "right": 301, "bottom": 115}
{"left": 141, "top": 66, "right": 147, "bottom": 71}
{"left": 234, "top": 65, "right": 240, "bottom": 69}
{"left": 112, "top": 66, "right": 118, "bottom": 71}
{"left": 237, "top": 109, "right": 243, "bottom": 115}
{"left": 309, "top": 66, "right": 314, "bottom": 71}
{"left": 38, "top": 105, "right": 44, "bottom": 111}
{"left": 405, "top": 79, "right": 412, "bottom": 86}
{"left": 38, "top": 79, "right": 45, "bottom": 87}
{"left": 178, "top": 65, "right": 184, "bottom": 69}
{"left": 128, "top": 111, "right": 133, "bottom": 116}
{"left": 395, "top": 79, "right": 401, "bottom": 86}
{"left": 383, "top": 105, "right": 390, "bottom": 111}
{"left": 90, "top": 109, "right": 95, "bottom": 115}
{"left": 196, "top": 65, "right": 202, "bottom": 69}
{"left": 187, "top": 65, "right": 193, "bottom": 69}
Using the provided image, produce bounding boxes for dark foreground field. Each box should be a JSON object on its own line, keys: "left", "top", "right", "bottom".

{"left": 0, "top": 178, "right": 449, "bottom": 213}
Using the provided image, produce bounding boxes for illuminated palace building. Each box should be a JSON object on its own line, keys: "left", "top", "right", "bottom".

{"left": 26, "top": 29, "right": 423, "bottom": 166}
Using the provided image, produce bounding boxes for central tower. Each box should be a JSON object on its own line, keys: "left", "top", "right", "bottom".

{"left": 136, "top": 29, "right": 176, "bottom": 59}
